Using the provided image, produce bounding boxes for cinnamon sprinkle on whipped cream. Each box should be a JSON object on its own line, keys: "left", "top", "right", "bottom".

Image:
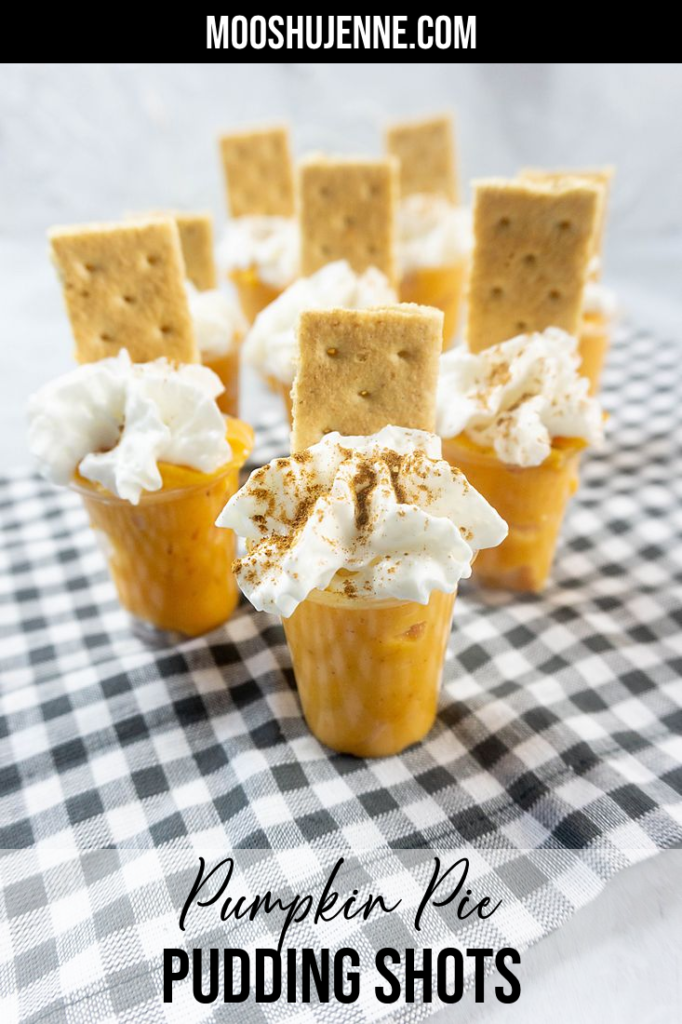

{"left": 436, "top": 328, "right": 604, "bottom": 467}
{"left": 216, "top": 426, "right": 507, "bottom": 617}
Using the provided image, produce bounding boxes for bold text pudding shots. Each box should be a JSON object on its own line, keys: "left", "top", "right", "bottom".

{"left": 243, "top": 155, "right": 400, "bottom": 421}
{"left": 218, "top": 124, "right": 298, "bottom": 323}
{"left": 218, "top": 306, "right": 507, "bottom": 756}
{"left": 437, "top": 178, "right": 605, "bottom": 592}
{"left": 32, "top": 218, "right": 253, "bottom": 636}
{"left": 385, "top": 114, "right": 471, "bottom": 347}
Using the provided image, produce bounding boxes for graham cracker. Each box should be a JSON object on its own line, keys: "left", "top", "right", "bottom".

{"left": 466, "top": 178, "right": 601, "bottom": 353}
{"left": 385, "top": 114, "right": 458, "bottom": 202}
{"left": 298, "top": 156, "right": 398, "bottom": 286}
{"left": 291, "top": 304, "right": 443, "bottom": 451}
{"left": 172, "top": 212, "right": 217, "bottom": 291}
{"left": 519, "top": 167, "right": 614, "bottom": 267}
{"left": 219, "top": 125, "right": 295, "bottom": 218}
{"left": 49, "top": 219, "right": 198, "bottom": 365}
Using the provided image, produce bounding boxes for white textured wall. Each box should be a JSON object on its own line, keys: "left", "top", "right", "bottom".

{"left": 2, "top": 62, "right": 681, "bottom": 469}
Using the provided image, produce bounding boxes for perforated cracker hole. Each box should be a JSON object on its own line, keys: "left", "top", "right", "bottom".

{"left": 358, "top": 390, "right": 371, "bottom": 399}
{"left": 523, "top": 254, "right": 537, "bottom": 266}
{"left": 515, "top": 321, "right": 527, "bottom": 332}
{"left": 490, "top": 287, "right": 504, "bottom": 299}
{"left": 147, "top": 255, "right": 160, "bottom": 266}
{"left": 497, "top": 217, "right": 511, "bottom": 229}
{"left": 397, "top": 349, "right": 410, "bottom": 359}
{"left": 326, "top": 347, "right": 338, "bottom": 357}
{"left": 159, "top": 325, "right": 172, "bottom": 336}
{"left": 100, "top": 333, "right": 113, "bottom": 343}
{"left": 122, "top": 295, "right": 135, "bottom": 305}
{"left": 549, "top": 289, "right": 561, "bottom": 301}
{"left": 557, "top": 220, "right": 571, "bottom": 231}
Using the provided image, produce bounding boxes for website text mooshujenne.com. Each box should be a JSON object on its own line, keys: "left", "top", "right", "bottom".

{"left": 207, "top": 16, "right": 476, "bottom": 51}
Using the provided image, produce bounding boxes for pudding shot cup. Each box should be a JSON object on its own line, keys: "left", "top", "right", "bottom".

{"left": 219, "top": 215, "right": 299, "bottom": 325}
{"left": 437, "top": 329, "right": 603, "bottom": 593}
{"left": 577, "top": 279, "right": 617, "bottom": 393}
{"left": 29, "top": 350, "right": 255, "bottom": 639}
{"left": 203, "top": 345, "right": 243, "bottom": 417}
{"left": 399, "top": 261, "right": 468, "bottom": 350}
{"left": 228, "top": 268, "right": 286, "bottom": 325}
{"left": 282, "top": 585, "right": 456, "bottom": 757}
{"left": 218, "top": 425, "right": 507, "bottom": 757}
{"left": 441, "top": 433, "right": 583, "bottom": 593}
{"left": 74, "top": 418, "right": 253, "bottom": 637}
{"left": 395, "top": 197, "right": 472, "bottom": 349}
{"left": 187, "top": 283, "right": 246, "bottom": 418}
{"left": 578, "top": 315, "right": 610, "bottom": 394}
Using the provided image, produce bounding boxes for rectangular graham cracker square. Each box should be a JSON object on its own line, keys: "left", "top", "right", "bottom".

{"left": 49, "top": 219, "right": 198, "bottom": 365}
{"left": 465, "top": 179, "right": 602, "bottom": 353}
{"left": 125, "top": 210, "right": 217, "bottom": 291}
{"left": 219, "top": 125, "right": 295, "bottom": 218}
{"left": 172, "top": 212, "right": 217, "bottom": 291}
{"left": 291, "top": 304, "right": 443, "bottom": 451}
{"left": 519, "top": 166, "right": 615, "bottom": 266}
{"left": 298, "top": 156, "right": 399, "bottom": 286}
{"left": 385, "top": 114, "right": 458, "bottom": 202}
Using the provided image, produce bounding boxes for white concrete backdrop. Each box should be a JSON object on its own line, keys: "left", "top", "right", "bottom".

{"left": 1, "top": 63, "right": 681, "bottom": 1023}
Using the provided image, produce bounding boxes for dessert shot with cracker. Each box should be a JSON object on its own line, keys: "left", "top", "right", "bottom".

{"left": 169, "top": 211, "right": 247, "bottom": 416}
{"left": 131, "top": 210, "right": 248, "bottom": 416}
{"left": 32, "top": 218, "right": 254, "bottom": 637}
{"left": 217, "top": 124, "right": 299, "bottom": 323}
{"left": 437, "top": 178, "right": 605, "bottom": 592}
{"left": 385, "top": 113, "right": 472, "bottom": 347}
{"left": 218, "top": 306, "right": 508, "bottom": 757}
{"left": 242, "top": 155, "right": 400, "bottom": 422}
{"left": 520, "top": 166, "right": 617, "bottom": 392}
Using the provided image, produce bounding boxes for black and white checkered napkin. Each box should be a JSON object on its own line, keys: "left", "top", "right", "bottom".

{"left": 1, "top": 322, "right": 682, "bottom": 1022}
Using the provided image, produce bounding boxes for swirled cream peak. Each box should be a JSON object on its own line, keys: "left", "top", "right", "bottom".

{"left": 217, "top": 426, "right": 507, "bottom": 618}
{"left": 242, "top": 260, "right": 397, "bottom": 384}
{"left": 397, "top": 194, "right": 472, "bottom": 273}
{"left": 437, "top": 328, "right": 603, "bottom": 467}
{"left": 218, "top": 215, "right": 298, "bottom": 289}
{"left": 186, "top": 281, "right": 246, "bottom": 357}
{"left": 28, "top": 350, "right": 231, "bottom": 504}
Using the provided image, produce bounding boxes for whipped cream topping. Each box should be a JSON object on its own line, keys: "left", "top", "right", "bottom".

{"left": 28, "top": 350, "right": 231, "bottom": 504}
{"left": 242, "top": 260, "right": 398, "bottom": 385}
{"left": 185, "top": 281, "right": 246, "bottom": 358}
{"left": 218, "top": 216, "right": 299, "bottom": 289}
{"left": 397, "top": 194, "right": 472, "bottom": 274}
{"left": 437, "top": 329, "right": 603, "bottom": 467}
{"left": 583, "top": 280, "right": 618, "bottom": 320}
{"left": 217, "top": 426, "right": 508, "bottom": 618}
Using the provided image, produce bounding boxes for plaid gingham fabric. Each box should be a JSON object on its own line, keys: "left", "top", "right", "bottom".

{"left": 1, "top": 321, "right": 682, "bottom": 1022}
